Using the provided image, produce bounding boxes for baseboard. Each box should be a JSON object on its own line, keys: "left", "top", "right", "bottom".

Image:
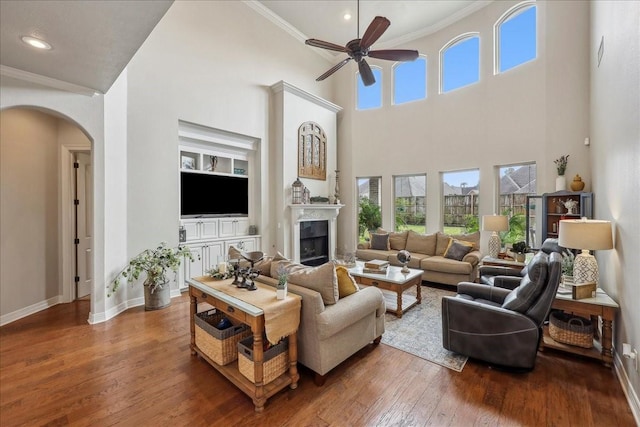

{"left": 614, "top": 351, "right": 640, "bottom": 425}
{"left": 0, "top": 295, "right": 64, "bottom": 326}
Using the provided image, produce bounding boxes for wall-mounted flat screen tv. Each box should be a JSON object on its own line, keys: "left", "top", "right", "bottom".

{"left": 180, "top": 172, "right": 248, "bottom": 218}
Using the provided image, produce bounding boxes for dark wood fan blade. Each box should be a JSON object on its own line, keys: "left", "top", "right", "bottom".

{"left": 358, "top": 59, "right": 375, "bottom": 86}
{"left": 316, "top": 58, "right": 352, "bottom": 81}
{"left": 360, "top": 16, "right": 390, "bottom": 50}
{"left": 368, "top": 49, "right": 419, "bottom": 61}
{"left": 306, "top": 39, "right": 349, "bottom": 53}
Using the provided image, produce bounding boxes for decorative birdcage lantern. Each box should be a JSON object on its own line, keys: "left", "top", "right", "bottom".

{"left": 292, "top": 177, "right": 304, "bottom": 204}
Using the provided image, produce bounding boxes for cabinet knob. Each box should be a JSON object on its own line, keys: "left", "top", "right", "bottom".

{"left": 226, "top": 305, "right": 235, "bottom": 313}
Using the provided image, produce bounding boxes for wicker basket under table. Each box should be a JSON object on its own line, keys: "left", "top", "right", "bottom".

{"left": 549, "top": 311, "right": 594, "bottom": 349}
{"left": 194, "top": 310, "right": 251, "bottom": 365}
{"left": 238, "top": 336, "right": 289, "bottom": 385}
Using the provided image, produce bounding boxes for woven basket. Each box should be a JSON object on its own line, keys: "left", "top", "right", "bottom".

{"left": 194, "top": 310, "right": 251, "bottom": 365}
{"left": 549, "top": 311, "right": 594, "bottom": 349}
{"left": 238, "top": 336, "right": 288, "bottom": 385}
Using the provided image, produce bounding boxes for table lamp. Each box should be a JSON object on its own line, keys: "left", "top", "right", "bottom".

{"left": 483, "top": 214, "right": 509, "bottom": 258}
{"left": 558, "top": 218, "right": 613, "bottom": 284}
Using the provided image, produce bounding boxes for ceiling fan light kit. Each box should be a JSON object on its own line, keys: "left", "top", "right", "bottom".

{"left": 305, "top": 1, "right": 418, "bottom": 86}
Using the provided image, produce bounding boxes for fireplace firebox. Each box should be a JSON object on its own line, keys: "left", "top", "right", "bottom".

{"left": 299, "top": 220, "right": 329, "bottom": 266}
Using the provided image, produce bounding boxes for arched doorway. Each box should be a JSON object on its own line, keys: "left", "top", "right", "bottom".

{"left": 0, "top": 106, "right": 93, "bottom": 323}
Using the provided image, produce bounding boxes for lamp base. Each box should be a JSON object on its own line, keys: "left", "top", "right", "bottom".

{"left": 573, "top": 249, "right": 598, "bottom": 284}
{"left": 488, "top": 232, "right": 501, "bottom": 259}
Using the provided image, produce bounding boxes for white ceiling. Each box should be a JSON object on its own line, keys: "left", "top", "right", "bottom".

{"left": 0, "top": 0, "right": 490, "bottom": 95}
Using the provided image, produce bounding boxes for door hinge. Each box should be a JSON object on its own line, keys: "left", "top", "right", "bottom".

{"left": 74, "top": 276, "right": 80, "bottom": 283}
{"left": 74, "top": 199, "right": 79, "bottom": 205}
{"left": 73, "top": 162, "right": 79, "bottom": 169}
{"left": 74, "top": 238, "right": 80, "bottom": 244}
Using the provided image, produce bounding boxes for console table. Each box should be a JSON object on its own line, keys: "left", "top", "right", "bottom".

{"left": 187, "top": 277, "right": 301, "bottom": 411}
{"left": 540, "top": 287, "right": 619, "bottom": 367}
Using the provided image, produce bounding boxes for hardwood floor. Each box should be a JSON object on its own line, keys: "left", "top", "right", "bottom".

{"left": 1, "top": 291, "right": 635, "bottom": 427}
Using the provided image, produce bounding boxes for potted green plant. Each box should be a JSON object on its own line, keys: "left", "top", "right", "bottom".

{"left": 511, "top": 241, "right": 529, "bottom": 263}
{"left": 108, "top": 242, "right": 196, "bottom": 310}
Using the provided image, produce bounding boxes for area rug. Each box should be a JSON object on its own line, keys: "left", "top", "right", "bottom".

{"left": 381, "top": 286, "right": 468, "bottom": 372}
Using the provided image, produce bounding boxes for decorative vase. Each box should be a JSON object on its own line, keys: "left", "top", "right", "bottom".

{"left": 144, "top": 280, "right": 171, "bottom": 311}
{"left": 570, "top": 174, "right": 585, "bottom": 191}
{"left": 276, "top": 282, "right": 287, "bottom": 300}
{"left": 555, "top": 175, "right": 566, "bottom": 191}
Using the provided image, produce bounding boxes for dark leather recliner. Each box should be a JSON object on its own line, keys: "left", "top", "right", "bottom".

{"left": 479, "top": 238, "right": 564, "bottom": 289}
{"left": 442, "top": 250, "right": 562, "bottom": 370}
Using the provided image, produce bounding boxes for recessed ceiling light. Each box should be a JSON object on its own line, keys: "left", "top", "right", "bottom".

{"left": 21, "top": 36, "right": 52, "bottom": 50}
{"left": 344, "top": 12, "right": 352, "bottom": 20}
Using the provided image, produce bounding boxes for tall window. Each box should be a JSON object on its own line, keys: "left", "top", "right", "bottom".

{"left": 357, "top": 177, "right": 382, "bottom": 242}
{"left": 393, "top": 56, "right": 427, "bottom": 105}
{"left": 498, "top": 163, "right": 537, "bottom": 245}
{"left": 442, "top": 170, "right": 480, "bottom": 234}
{"left": 356, "top": 68, "right": 383, "bottom": 110}
{"left": 495, "top": 2, "right": 537, "bottom": 74}
{"left": 394, "top": 174, "right": 426, "bottom": 233}
{"left": 440, "top": 34, "right": 480, "bottom": 93}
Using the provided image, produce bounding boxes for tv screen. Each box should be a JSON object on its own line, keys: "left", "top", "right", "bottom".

{"left": 180, "top": 172, "right": 248, "bottom": 217}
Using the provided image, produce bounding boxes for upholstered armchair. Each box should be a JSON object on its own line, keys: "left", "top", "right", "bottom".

{"left": 479, "top": 238, "right": 564, "bottom": 289}
{"left": 442, "top": 251, "right": 562, "bottom": 370}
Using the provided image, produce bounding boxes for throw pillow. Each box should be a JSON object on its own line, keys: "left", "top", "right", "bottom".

{"left": 335, "top": 265, "right": 359, "bottom": 298}
{"left": 281, "top": 261, "right": 339, "bottom": 305}
{"left": 405, "top": 230, "right": 437, "bottom": 255}
{"left": 444, "top": 239, "right": 474, "bottom": 261}
{"left": 370, "top": 233, "right": 390, "bottom": 251}
{"left": 450, "top": 231, "right": 481, "bottom": 251}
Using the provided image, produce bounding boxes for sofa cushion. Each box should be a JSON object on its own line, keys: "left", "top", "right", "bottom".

{"left": 502, "top": 252, "right": 549, "bottom": 313}
{"left": 370, "top": 233, "right": 390, "bottom": 250}
{"left": 355, "top": 248, "right": 394, "bottom": 261}
{"left": 421, "top": 256, "right": 473, "bottom": 275}
{"left": 390, "top": 251, "right": 429, "bottom": 269}
{"left": 436, "top": 232, "right": 452, "bottom": 256}
{"left": 335, "top": 265, "right": 359, "bottom": 298}
{"left": 273, "top": 261, "right": 339, "bottom": 305}
{"left": 444, "top": 239, "right": 474, "bottom": 261}
{"left": 405, "top": 231, "right": 437, "bottom": 255}
{"left": 388, "top": 230, "right": 409, "bottom": 250}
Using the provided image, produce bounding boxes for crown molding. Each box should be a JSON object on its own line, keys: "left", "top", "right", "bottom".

{"left": 270, "top": 80, "right": 342, "bottom": 113}
{"left": 0, "top": 65, "right": 99, "bottom": 97}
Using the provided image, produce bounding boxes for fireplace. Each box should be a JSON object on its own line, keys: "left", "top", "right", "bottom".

{"left": 299, "top": 221, "right": 329, "bottom": 266}
{"left": 289, "top": 204, "right": 343, "bottom": 265}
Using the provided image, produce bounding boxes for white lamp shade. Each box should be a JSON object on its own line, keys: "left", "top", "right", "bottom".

{"left": 482, "top": 215, "right": 509, "bottom": 232}
{"left": 558, "top": 219, "right": 613, "bottom": 250}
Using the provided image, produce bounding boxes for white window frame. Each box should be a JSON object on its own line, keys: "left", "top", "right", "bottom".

{"left": 439, "top": 32, "right": 481, "bottom": 94}
{"left": 493, "top": 1, "right": 537, "bottom": 75}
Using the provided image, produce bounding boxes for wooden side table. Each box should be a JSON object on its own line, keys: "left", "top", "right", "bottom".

{"left": 187, "top": 277, "right": 301, "bottom": 412}
{"left": 540, "top": 287, "right": 619, "bottom": 367}
{"left": 480, "top": 255, "right": 526, "bottom": 272}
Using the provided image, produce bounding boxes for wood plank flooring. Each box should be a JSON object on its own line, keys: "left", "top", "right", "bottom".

{"left": 1, "top": 290, "right": 636, "bottom": 426}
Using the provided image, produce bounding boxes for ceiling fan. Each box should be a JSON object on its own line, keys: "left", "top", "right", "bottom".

{"left": 305, "top": 0, "right": 419, "bottom": 86}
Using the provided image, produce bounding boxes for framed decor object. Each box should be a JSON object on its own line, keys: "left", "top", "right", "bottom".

{"left": 298, "top": 121, "right": 326, "bottom": 180}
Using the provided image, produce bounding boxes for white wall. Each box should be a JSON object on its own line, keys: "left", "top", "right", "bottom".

{"left": 590, "top": 0, "right": 640, "bottom": 417}
{"left": 333, "top": 0, "right": 590, "bottom": 253}
{"left": 124, "top": 0, "right": 333, "bottom": 279}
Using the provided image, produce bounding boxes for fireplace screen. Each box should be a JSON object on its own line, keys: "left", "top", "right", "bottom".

{"left": 299, "top": 220, "right": 329, "bottom": 266}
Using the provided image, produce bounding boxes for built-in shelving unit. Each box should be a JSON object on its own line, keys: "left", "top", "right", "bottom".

{"left": 541, "top": 191, "right": 593, "bottom": 239}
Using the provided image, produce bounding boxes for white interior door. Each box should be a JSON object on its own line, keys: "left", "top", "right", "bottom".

{"left": 75, "top": 152, "right": 93, "bottom": 299}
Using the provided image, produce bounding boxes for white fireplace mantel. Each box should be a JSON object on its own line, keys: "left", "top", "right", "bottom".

{"left": 289, "top": 204, "right": 343, "bottom": 263}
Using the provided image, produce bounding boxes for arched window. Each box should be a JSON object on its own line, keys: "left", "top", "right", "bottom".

{"left": 356, "top": 67, "right": 382, "bottom": 110}
{"left": 440, "top": 33, "right": 480, "bottom": 93}
{"left": 495, "top": 2, "right": 537, "bottom": 74}
{"left": 393, "top": 56, "right": 427, "bottom": 105}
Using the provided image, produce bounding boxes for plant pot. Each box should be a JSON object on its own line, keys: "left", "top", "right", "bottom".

{"left": 514, "top": 253, "right": 526, "bottom": 263}
{"left": 276, "top": 285, "right": 287, "bottom": 300}
{"left": 555, "top": 175, "right": 566, "bottom": 191}
{"left": 144, "top": 281, "right": 171, "bottom": 310}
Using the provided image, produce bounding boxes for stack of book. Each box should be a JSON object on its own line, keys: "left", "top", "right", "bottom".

{"left": 363, "top": 259, "right": 389, "bottom": 274}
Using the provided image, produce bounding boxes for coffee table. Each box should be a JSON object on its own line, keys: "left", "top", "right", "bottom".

{"left": 348, "top": 261, "right": 423, "bottom": 318}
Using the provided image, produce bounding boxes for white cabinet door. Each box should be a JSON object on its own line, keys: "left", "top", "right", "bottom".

{"left": 203, "top": 242, "right": 224, "bottom": 272}
{"left": 185, "top": 244, "right": 205, "bottom": 279}
{"left": 200, "top": 219, "right": 219, "bottom": 240}
{"left": 224, "top": 238, "right": 256, "bottom": 255}
{"left": 235, "top": 218, "right": 249, "bottom": 236}
{"left": 219, "top": 219, "right": 236, "bottom": 238}
{"left": 182, "top": 220, "right": 200, "bottom": 241}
